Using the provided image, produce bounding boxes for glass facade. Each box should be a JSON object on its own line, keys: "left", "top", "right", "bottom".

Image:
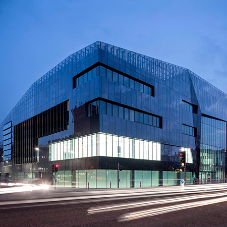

{"left": 50, "top": 169, "right": 193, "bottom": 188}
{"left": 73, "top": 64, "right": 154, "bottom": 96}
{"left": 13, "top": 100, "right": 69, "bottom": 164}
{"left": 49, "top": 133, "right": 162, "bottom": 161}
{"left": 182, "top": 124, "right": 196, "bottom": 137}
{"left": 3, "top": 121, "right": 12, "bottom": 164}
{"left": 200, "top": 116, "right": 226, "bottom": 181}
{"left": 87, "top": 100, "right": 161, "bottom": 128}
{"left": 0, "top": 41, "right": 227, "bottom": 186}
{"left": 182, "top": 100, "right": 197, "bottom": 114}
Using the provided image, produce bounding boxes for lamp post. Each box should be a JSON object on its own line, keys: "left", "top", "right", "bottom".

{"left": 33, "top": 147, "right": 39, "bottom": 180}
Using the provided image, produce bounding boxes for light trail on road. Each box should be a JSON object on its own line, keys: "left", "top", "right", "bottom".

{"left": 118, "top": 196, "right": 227, "bottom": 222}
{"left": 1, "top": 184, "right": 227, "bottom": 210}
{"left": 88, "top": 191, "right": 227, "bottom": 214}
{"left": 0, "top": 184, "right": 49, "bottom": 194}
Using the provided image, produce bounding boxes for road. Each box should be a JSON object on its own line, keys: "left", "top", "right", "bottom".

{"left": 0, "top": 184, "right": 227, "bottom": 227}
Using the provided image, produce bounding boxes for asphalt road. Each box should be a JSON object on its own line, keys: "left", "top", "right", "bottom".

{"left": 1, "top": 184, "right": 227, "bottom": 227}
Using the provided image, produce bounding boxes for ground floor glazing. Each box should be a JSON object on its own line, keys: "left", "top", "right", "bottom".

{"left": 52, "top": 170, "right": 194, "bottom": 188}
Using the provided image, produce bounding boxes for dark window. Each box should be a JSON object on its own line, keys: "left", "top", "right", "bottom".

{"left": 144, "top": 85, "right": 149, "bottom": 95}
{"left": 91, "top": 102, "right": 97, "bottom": 116}
{"left": 113, "top": 105, "right": 118, "bottom": 117}
{"left": 182, "top": 100, "right": 198, "bottom": 114}
{"left": 182, "top": 124, "right": 196, "bottom": 137}
{"left": 153, "top": 116, "right": 157, "bottom": 127}
{"left": 182, "top": 125, "right": 184, "bottom": 134}
{"left": 3, "top": 128, "right": 11, "bottom": 136}
{"left": 148, "top": 87, "right": 152, "bottom": 96}
{"left": 119, "top": 74, "right": 124, "bottom": 85}
{"left": 144, "top": 114, "right": 148, "bottom": 124}
{"left": 194, "top": 128, "right": 197, "bottom": 137}
{"left": 3, "top": 122, "right": 12, "bottom": 131}
{"left": 107, "top": 69, "right": 112, "bottom": 80}
{"left": 124, "top": 108, "right": 129, "bottom": 120}
{"left": 124, "top": 77, "right": 129, "bottom": 87}
{"left": 100, "top": 66, "right": 106, "bottom": 78}
{"left": 157, "top": 117, "right": 160, "bottom": 128}
{"left": 193, "top": 106, "right": 198, "bottom": 114}
{"left": 3, "top": 133, "right": 11, "bottom": 140}
{"left": 100, "top": 101, "right": 106, "bottom": 114}
{"left": 140, "top": 84, "right": 144, "bottom": 93}
{"left": 113, "top": 72, "right": 118, "bottom": 82}
{"left": 135, "top": 111, "right": 139, "bottom": 122}
{"left": 130, "top": 79, "right": 135, "bottom": 89}
{"left": 130, "top": 110, "right": 134, "bottom": 121}
{"left": 149, "top": 115, "right": 153, "bottom": 126}
{"left": 119, "top": 106, "right": 123, "bottom": 119}
{"left": 135, "top": 81, "right": 139, "bottom": 91}
{"left": 87, "top": 99, "right": 162, "bottom": 128}
{"left": 107, "top": 103, "right": 112, "bottom": 116}
{"left": 73, "top": 63, "right": 154, "bottom": 96}
{"left": 140, "top": 112, "right": 144, "bottom": 124}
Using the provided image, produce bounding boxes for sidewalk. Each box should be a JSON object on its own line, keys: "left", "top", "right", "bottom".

{"left": 1, "top": 183, "right": 227, "bottom": 203}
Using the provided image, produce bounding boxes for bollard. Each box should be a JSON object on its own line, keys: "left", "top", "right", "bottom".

{"left": 110, "top": 182, "right": 111, "bottom": 188}
{"left": 88, "top": 182, "right": 89, "bottom": 190}
{"left": 180, "top": 179, "right": 185, "bottom": 191}
{"left": 140, "top": 181, "right": 141, "bottom": 187}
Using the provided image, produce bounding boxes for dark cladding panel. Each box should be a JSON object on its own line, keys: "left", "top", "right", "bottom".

{"left": 74, "top": 103, "right": 100, "bottom": 137}
{"left": 13, "top": 100, "right": 69, "bottom": 164}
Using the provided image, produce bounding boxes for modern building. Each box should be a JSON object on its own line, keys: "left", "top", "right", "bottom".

{"left": 0, "top": 41, "right": 226, "bottom": 188}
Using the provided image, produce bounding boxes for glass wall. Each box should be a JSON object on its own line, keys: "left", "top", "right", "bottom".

{"left": 135, "top": 170, "right": 153, "bottom": 187}
{"left": 56, "top": 171, "right": 72, "bottom": 186}
{"left": 181, "top": 147, "right": 193, "bottom": 163}
{"left": 49, "top": 133, "right": 194, "bottom": 166}
{"left": 200, "top": 116, "right": 226, "bottom": 181}
{"left": 3, "top": 121, "right": 12, "bottom": 163}
{"left": 87, "top": 100, "right": 162, "bottom": 128}
{"left": 13, "top": 100, "right": 69, "bottom": 165}
{"left": 71, "top": 169, "right": 194, "bottom": 188}
{"left": 161, "top": 144, "right": 193, "bottom": 163}
{"left": 152, "top": 171, "right": 159, "bottom": 186}
{"left": 107, "top": 170, "right": 117, "bottom": 188}
{"left": 73, "top": 65, "right": 154, "bottom": 96}
{"left": 182, "top": 100, "right": 197, "bottom": 114}
{"left": 73, "top": 169, "right": 131, "bottom": 189}
{"left": 163, "top": 171, "right": 177, "bottom": 186}
{"left": 49, "top": 133, "right": 161, "bottom": 161}
{"left": 182, "top": 124, "right": 196, "bottom": 137}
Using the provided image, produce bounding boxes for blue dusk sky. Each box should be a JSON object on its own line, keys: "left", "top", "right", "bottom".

{"left": 0, "top": 0, "right": 227, "bottom": 123}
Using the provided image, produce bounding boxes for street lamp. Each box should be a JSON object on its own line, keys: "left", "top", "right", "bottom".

{"left": 32, "top": 147, "right": 39, "bottom": 180}
{"left": 35, "top": 147, "right": 39, "bottom": 162}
